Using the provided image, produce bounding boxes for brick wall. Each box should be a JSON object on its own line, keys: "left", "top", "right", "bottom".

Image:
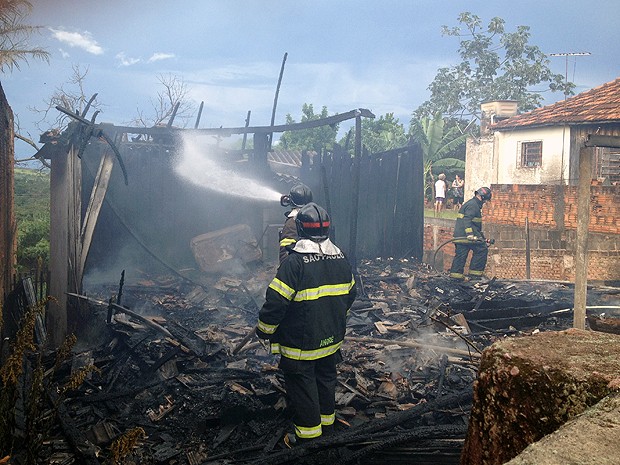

{"left": 484, "top": 184, "right": 620, "bottom": 234}
{"left": 424, "top": 184, "right": 620, "bottom": 282}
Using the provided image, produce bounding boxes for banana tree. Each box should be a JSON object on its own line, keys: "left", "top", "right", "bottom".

{"left": 410, "top": 113, "right": 468, "bottom": 201}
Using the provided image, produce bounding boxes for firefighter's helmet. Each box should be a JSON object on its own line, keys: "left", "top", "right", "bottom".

{"left": 475, "top": 187, "right": 492, "bottom": 202}
{"left": 288, "top": 183, "right": 313, "bottom": 207}
{"left": 296, "top": 203, "right": 330, "bottom": 242}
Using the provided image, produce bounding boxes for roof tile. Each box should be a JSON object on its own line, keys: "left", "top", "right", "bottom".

{"left": 492, "top": 77, "right": 620, "bottom": 130}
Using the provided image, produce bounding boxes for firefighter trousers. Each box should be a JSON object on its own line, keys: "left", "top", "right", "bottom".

{"left": 279, "top": 351, "right": 340, "bottom": 441}
{"left": 450, "top": 242, "right": 488, "bottom": 279}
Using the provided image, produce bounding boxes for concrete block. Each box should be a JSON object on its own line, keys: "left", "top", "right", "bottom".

{"left": 461, "top": 329, "right": 620, "bottom": 465}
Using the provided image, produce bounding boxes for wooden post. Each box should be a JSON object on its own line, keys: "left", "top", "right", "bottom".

{"left": 79, "top": 151, "right": 115, "bottom": 283}
{"left": 0, "top": 83, "right": 16, "bottom": 311}
{"left": 525, "top": 217, "right": 531, "bottom": 279}
{"left": 48, "top": 144, "right": 81, "bottom": 346}
{"left": 573, "top": 146, "right": 592, "bottom": 329}
{"left": 349, "top": 114, "right": 362, "bottom": 271}
{"left": 268, "top": 52, "right": 287, "bottom": 151}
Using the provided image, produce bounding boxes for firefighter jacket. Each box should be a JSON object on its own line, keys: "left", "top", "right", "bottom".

{"left": 279, "top": 209, "right": 299, "bottom": 264}
{"left": 453, "top": 196, "right": 485, "bottom": 243}
{"left": 257, "top": 238, "right": 357, "bottom": 361}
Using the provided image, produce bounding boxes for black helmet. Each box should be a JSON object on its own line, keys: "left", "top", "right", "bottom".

{"left": 289, "top": 183, "right": 313, "bottom": 207}
{"left": 475, "top": 187, "right": 492, "bottom": 202}
{"left": 296, "top": 203, "right": 330, "bottom": 242}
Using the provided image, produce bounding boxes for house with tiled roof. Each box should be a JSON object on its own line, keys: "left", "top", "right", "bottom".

{"left": 449, "top": 78, "right": 620, "bottom": 282}
{"left": 465, "top": 77, "right": 620, "bottom": 192}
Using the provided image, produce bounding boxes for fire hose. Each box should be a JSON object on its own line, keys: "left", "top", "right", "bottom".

{"left": 432, "top": 236, "right": 495, "bottom": 271}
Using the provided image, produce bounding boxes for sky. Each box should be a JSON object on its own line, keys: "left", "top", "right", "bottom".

{"left": 3, "top": 0, "right": 620, "bottom": 159}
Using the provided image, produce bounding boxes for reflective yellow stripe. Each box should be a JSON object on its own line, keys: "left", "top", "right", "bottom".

{"left": 293, "top": 279, "right": 355, "bottom": 302}
{"left": 279, "top": 238, "right": 296, "bottom": 247}
{"left": 457, "top": 213, "right": 464, "bottom": 218}
{"left": 257, "top": 319, "right": 278, "bottom": 335}
{"left": 450, "top": 272, "right": 464, "bottom": 278}
{"left": 270, "top": 340, "right": 342, "bottom": 360}
{"left": 321, "top": 413, "right": 335, "bottom": 426}
{"left": 472, "top": 218, "right": 482, "bottom": 223}
{"left": 295, "top": 424, "right": 322, "bottom": 439}
{"left": 268, "top": 278, "right": 295, "bottom": 301}
{"left": 465, "top": 227, "right": 473, "bottom": 233}
{"left": 469, "top": 270, "right": 484, "bottom": 276}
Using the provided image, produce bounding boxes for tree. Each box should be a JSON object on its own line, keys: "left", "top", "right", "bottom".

{"left": 348, "top": 112, "right": 407, "bottom": 154}
{"left": 416, "top": 12, "right": 573, "bottom": 126}
{"left": 130, "top": 73, "right": 196, "bottom": 128}
{"left": 410, "top": 113, "right": 468, "bottom": 201}
{"left": 277, "top": 104, "right": 338, "bottom": 153}
{"left": 0, "top": 0, "right": 48, "bottom": 72}
{"left": 30, "top": 64, "right": 98, "bottom": 130}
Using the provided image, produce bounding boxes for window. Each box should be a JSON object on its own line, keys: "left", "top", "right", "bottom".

{"left": 520, "top": 141, "right": 542, "bottom": 167}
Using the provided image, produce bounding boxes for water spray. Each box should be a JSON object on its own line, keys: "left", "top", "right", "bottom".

{"left": 174, "top": 133, "right": 282, "bottom": 202}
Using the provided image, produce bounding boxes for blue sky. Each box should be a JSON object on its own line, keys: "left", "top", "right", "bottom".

{"left": 4, "top": 0, "right": 620, "bottom": 158}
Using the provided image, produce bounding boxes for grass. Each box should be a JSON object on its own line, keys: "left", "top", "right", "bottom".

{"left": 424, "top": 208, "right": 458, "bottom": 220}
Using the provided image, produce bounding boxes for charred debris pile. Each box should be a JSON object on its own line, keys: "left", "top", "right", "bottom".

{"left": 13, "top": 258, "right": 620, "bottom": 465}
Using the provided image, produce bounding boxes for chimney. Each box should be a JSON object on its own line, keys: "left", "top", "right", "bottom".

{"left": 480, "top": 100, "right": 518, "bottom": 135}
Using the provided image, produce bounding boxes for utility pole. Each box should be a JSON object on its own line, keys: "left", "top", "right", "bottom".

{"left": 550, "top": 52, "right": 591, "bottom": 98}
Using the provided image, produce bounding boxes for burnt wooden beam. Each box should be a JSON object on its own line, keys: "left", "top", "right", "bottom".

{"left": 585, "top": 134, "right": 620, "bottom": 148}
{"left": 47, "top": 389, "right": 100, "bottom": 465}
{"left": 194, "top": 101, "right": 204, "bottom": 129}
{"left": 78, "top": 151, "right": 114, "bottom": 282}
{"left": 74, "top": 108, "right": 376, "bottom": 139}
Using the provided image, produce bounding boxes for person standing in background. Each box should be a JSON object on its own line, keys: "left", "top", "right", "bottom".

{"left": 434, "top": 173, "right": 447, "bottom": 217}
{"left": 452, "top": 174, "right": 465, "bottom": 211}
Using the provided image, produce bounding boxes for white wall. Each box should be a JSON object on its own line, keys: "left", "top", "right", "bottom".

{"left": 465, "top": 135, "right": 496, "bottom": 200}
{"left": 495, "top": 126, "right": 571, "bottom": 185}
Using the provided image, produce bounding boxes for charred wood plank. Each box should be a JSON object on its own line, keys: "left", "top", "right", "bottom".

{"left": 345, "top": 336, "right": 481, "bottom": 359}
{"left": 47, "top": 390, "right": 100, "bottom": 465}
{"left": 339, "top": 424, "right": 468, "bottom": 464}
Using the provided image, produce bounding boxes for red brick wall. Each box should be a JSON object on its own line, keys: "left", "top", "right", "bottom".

{"left": 424, "top": 184, "right": 620, "bottom": 282}
{"left": 484, "top": 184, "right": 620, "bottom": 234}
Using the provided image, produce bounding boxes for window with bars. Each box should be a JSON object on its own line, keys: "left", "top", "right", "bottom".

{"left": 520, "top": 141, "right": 542, "bottom": 167}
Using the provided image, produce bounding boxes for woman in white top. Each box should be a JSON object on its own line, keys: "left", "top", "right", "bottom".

{"left": 434, "top": 173, "right": 447, "bottom": 217}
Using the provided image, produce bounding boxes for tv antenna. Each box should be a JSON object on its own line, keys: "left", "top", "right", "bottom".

{"left": 550, "top": 52, "right": 591, "bottom": 98}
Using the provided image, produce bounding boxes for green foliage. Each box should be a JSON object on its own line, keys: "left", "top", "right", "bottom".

{"left": 277, "top": 104, "right": 338, "bottom": 152}
{"left": 410, "top": 113, "right": 468, "bottom": 201}
{"left": 417, "top": 12, "right": 574, "bottom": 123}
{"left": 410, "top": 113, "right": 468, "bottom": 163}
{"left": 345, "top": 112, "right": 408, "bottom": 154}
{"left": 0, "top": 0, "right": 49, "bottom": 72}
{"left": 14, "top": 168, "right": 50, "bottom": 272}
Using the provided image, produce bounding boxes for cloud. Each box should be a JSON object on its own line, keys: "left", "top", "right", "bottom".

{"left": 148, "top": 53, "right": 175, "bottom": 63}
{"left": 49, "top": 28, "right": 104, "bottom": 55}
{"left": 116, "top": 52, "right": 141, "bottom": 67}
{"left": 58, "top": 48, "right": 70, "bottom": 59}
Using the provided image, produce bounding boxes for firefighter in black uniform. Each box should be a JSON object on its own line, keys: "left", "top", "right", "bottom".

{"left": 256, "top": 202, "right": 356, "bottom": 445}
{"left": 449, "top": 187, "right": 492, "bottom": 281}
{"left": 278, "top": 183, "right": 313, "bottom": 264}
